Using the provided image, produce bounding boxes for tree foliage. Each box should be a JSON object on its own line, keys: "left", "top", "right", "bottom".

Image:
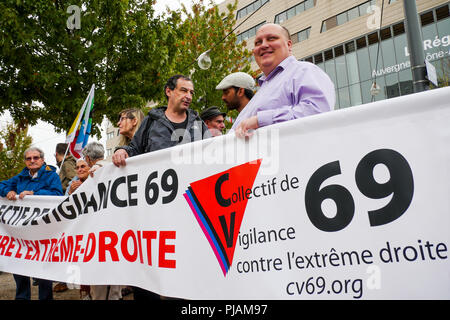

{"left": 0, "top": 121, "right": 33, "bottom": 181}
{"left": 160, "top": 0, "right": 258, "bottom": 120}
{"left": 0, "top": 0, "right": 256, "bottom": 135}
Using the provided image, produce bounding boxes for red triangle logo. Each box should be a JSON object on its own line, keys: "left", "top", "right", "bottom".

{"left": 184, "top": 160, "right": 262, "bottom": 276}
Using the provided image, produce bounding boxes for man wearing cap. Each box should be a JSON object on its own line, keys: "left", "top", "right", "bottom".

{"left": 216, "top": 72, "right": 255, "bottom": 114}
{"left": 233, "top": 23, "right": 335, "bottom": 138}
{"left": 200, "top": 106, "right": 226, "bottom": 137}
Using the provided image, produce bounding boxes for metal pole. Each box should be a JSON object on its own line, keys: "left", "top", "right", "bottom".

{"left": 403, "top": 0, "right": 428, "bottom": 93}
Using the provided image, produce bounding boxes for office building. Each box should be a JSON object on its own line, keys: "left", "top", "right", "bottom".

{"left": 218, "top": 0, "right": 449, "bottom": 108}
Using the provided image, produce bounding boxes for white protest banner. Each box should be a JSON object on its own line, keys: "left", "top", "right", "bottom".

{"left": 0, "top": 87, "right": 449, "bottom": 300}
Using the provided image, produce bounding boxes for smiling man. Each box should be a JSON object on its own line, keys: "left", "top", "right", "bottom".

{"left": 233, "top": 23, "right": 335, "bottom": 137}
{"left": 112, "top": 74, "right": 210, "bottom": 167}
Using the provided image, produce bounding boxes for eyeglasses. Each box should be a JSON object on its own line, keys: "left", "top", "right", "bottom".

{"left": 118, "top": 116, "right": 134, "bottom": 123}
{"left": 25, "top": 156, "right": 41, "bottom": 161}
{"left": 75, "top": 164, "right": 88, "bottom": 170}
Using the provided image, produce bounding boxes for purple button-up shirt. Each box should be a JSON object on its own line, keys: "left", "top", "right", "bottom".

{"left": 231, "top": 56, "right": 335, "bottom": 129}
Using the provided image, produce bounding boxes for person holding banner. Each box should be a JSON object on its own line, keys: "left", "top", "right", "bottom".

{"left": 112, "top": 74, "right": 211, "bottom": 167}
{"left": 81, "top": 141, "right": 109, "bottom": 176}
{"left": 117, "top": 108, "right": 145, "bottom": 147}
{"left": 0, "top": 147, "right": 62, "bottom": 300}
{"left": 71, "top": 142, "right": 123, "bottom": 300}
{"left": 233, "top": 23, "right": 335, "bottom": 138}
{"left": 0, "top": 147, "right": 63, "bottom": 200}
{"left": 112, "top": 75, "right": 210, "bottom": 300}
{"left": 65, "top": 158, "right": 90, "bottom": 196}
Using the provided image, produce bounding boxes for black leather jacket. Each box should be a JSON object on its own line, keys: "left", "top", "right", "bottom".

{"left": 119, "top": 106, "right": 211, "bottom": 157}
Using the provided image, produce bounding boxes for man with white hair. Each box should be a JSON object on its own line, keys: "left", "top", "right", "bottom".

{"left": 0, "top": 146, "right": 62, "bottom": 300}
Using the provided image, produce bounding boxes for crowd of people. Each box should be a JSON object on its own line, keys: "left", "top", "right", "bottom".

{"left": 0, "top": 23, "right": 334, "bottom": 300}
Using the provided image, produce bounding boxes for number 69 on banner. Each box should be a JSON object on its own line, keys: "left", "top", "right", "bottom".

{"left": 304, "top": 149, "right": 414, "bottom": 232}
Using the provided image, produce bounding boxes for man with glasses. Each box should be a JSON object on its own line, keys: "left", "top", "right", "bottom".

{"left": 0, "top": 146, "right": 63, "bottom": 300}
{"left": 0, "top": 147, "right": 63, "bottom": 200}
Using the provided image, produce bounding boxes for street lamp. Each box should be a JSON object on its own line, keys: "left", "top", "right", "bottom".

{"left": 185, "top": 0, "right": 269, "bottom": 72}
{"left": 403, "top": 0, "right": 428, "bottom": 93}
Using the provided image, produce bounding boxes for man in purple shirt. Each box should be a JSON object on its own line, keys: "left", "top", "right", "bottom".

{"left": 233, "top": 23, "right": 335, "bottom": 137}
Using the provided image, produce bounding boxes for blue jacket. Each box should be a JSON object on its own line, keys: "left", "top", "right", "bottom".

{"left": 0, "top": 163, "right": 63, "bottom": 197}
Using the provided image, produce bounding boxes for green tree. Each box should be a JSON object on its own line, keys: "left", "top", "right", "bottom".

{"left": 0, "top": 0, "right": 180, "bottom": 137}
{"left": 0, "top": 120, "right": 33, "bottom": 181}
{"left": 144, "top": 0, "right": 258, "bottom": 120}
{"left": 0, "top": 0, "right": 257, "bottom": 134}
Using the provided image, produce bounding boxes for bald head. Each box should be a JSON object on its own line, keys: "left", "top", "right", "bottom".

{"left": 253, "top": 23, "right": 293, "bottom": 75}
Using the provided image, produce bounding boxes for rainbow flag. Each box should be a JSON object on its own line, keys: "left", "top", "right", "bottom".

{"left": 66, "top": 84, "right": 95, "bottom": 159}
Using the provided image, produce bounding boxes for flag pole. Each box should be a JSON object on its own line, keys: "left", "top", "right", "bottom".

{"left": 65, "top": 84, "right": 95, "bottom": 160}
{"left": 59, "top": 142, "right": 71, "bottom": 169}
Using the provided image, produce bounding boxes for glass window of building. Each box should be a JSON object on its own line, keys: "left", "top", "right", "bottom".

{"left": 436, "top": 4, "right": 450, "bottom": 41}
{"left": 356, "top": 46, "right": 372, "bottom": 82}
{"left": 361, "top": 80, "right": 373, "bottom": 104}
{"left": 359, "top": 1, "right": 371, "bottom": 16}
{"left": 304, "top": 2, "right": 448, "bottom": 109}
{"left": 237, "top": 0, "right": 269, "bottom": 20}
{"left": 356, "top": 36, "right": 367, "bottom": 49}
{"left": 385, "top": 73, "right": 400, "bottom": 98}
{"left": 346, "top": 52, "right": 360, "bottom": 85}
{"left": 326, "top": 16, "right": 337, "bottom": 30}
{"left": 348, "top": 6, "right": 359, "bottom": 21}
{"left": 305, "top": 0, "right": 314, "bottom": 10}
{"left": 338, "top": 87, "right": 351, "bottom": 108}
{"left": 422, "top": 21, "right": 440, "bottom": 57}
{"left": 322, "top": 0, "right": 374, "bottom": 32}
{"left": 436, "top": 4, "right": 449, "bottom": 20}
{"left": 277, "top": 11, "right": 287, "bottom": 24}
{"left": 335, "top": 54, "right": 349, "bottom": 88}
{"left": 274, "top": 1, "right": 316, "bottom": 25}
{"left": 421, "top": 11, "right": 435, "bottom": 26}
{"left": 337, "top": 12, "right": 348, "bottom": 25}
{"left": 236, "top": 21, "right": 265, "bottom": 44}
{"left": 373, "top": 76, "right": 386, "bottom": 102}
{"left": 349, "top": 83, "right": 362, "bottom": 106}
{"left": 287, "top": 7, "right": 296, "bottom": 19}
{"left": 437, "top": 14, "right": 450, "bottom": 40}
{"left": 324, "top": 55, "right": 337, "bottom": 86}
{"left": 367, "top": 31, "right": 379, "bottom": 45}
{"left": 297, "top": 28, "right": 310, "bottom": 42}
{"left": 398, "top": 70, "right": 413, "bottom": 96}
{"left": 296, "top": 2, "right": 305, "bottom": 14}
{"left": 381, "top": 38, "right": 397, "bottom": 69}
{"left": 393, "top": 32, "right": 408, "bottom": 66}
{"left": 392, "top": 22, "right": 405, "bottom": 36}
{"left": 369, "top": 41, "right": 384, "bottom": 75}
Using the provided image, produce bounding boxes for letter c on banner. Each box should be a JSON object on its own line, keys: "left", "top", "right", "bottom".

{"left": 215, "top": 173, "right": 231, "bottom": 207}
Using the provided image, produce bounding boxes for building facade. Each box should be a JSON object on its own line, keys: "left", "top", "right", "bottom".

{"left": 218, "top": 0, "right": 449, "bottom": 108}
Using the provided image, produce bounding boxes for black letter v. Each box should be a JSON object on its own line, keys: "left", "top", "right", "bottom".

{"left": 219, "top": 212, "right": 235, "bottom": 248}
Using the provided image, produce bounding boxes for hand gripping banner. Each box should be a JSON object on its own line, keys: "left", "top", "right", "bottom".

{"left": 1, "top": 87, "right": 449, "bottom": 299}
